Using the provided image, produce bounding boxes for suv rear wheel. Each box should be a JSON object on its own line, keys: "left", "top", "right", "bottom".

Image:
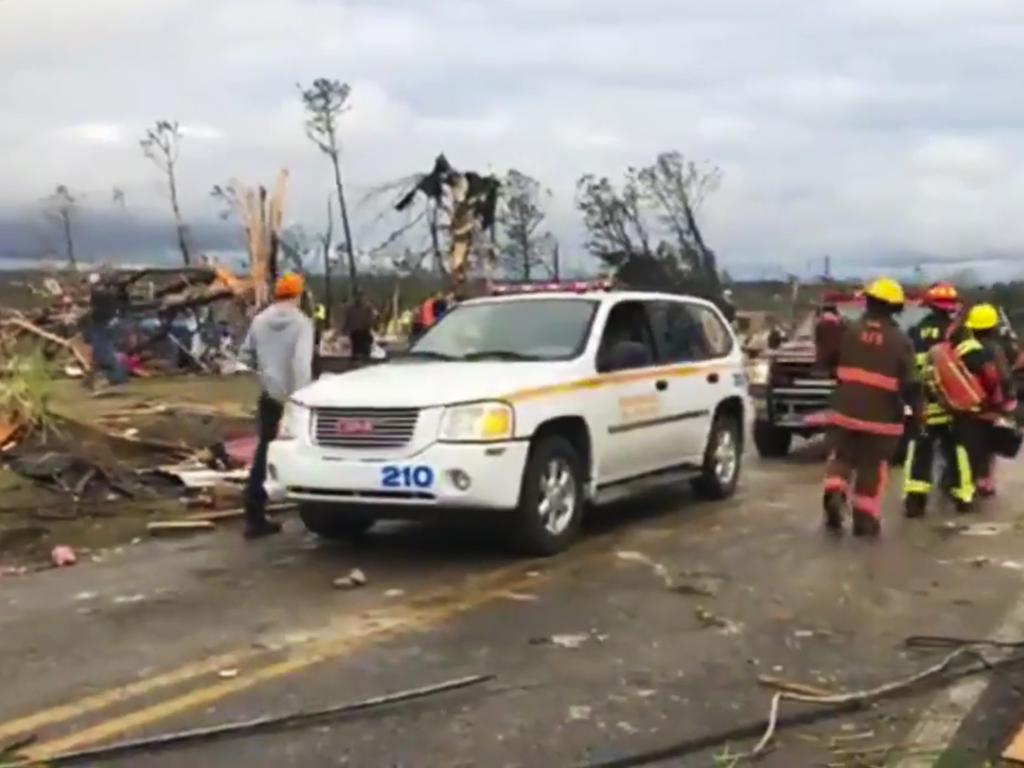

{"left": 753, "top": 420, "right": 792, "bottom": 458}
{"left": 299, "top": 503, "right": 375, "bottom": 540}
{"left": 692, "top": 414, "right": 742, "bottom": 500}
{"left": 513, "top": 435, "right": 585, "bottom": 557}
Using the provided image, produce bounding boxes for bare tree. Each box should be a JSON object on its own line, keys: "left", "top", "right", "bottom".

{"left": 576, "top": 151, "right": 722, "bottom": 296}
{"left": 44, "top": 185, "right": 78, "bottom": 267}
{"left": 140, "top": 120, "right": 191, "bottom": 265}
{"left": 112, "top": 186, "right": 127, "bottom": 209}
{"left": 497, "top": 169, "right": 554, "bottom": 281}
{"left": 638, "top": 152, "right": 722, "bottom": 289}
{"left": 575, "top": 168, "right": 653, "bottom": 264}
{"left": 299, "top": 78, "right": 358, "bottom": 295}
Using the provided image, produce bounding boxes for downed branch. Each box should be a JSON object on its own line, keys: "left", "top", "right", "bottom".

{"left": 575, "top": 638, "right": 1024, "bottom": 768}
{"left": 0, "top": 318, "right": 90, "bottom": 371}
{"left": 740, "top": 646, "right": 985, "bottom": 761}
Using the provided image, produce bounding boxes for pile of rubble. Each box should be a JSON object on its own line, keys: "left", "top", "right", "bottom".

{"left": 0, "top": 266, "right": 254, "bottom": 382}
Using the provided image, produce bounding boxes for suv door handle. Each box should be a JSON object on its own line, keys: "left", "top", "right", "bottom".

{"left": 655, "top": 379, "right": 668, "bottom": 391}
{"left": 707, "top": 372, "right": 719, "bottom": 384}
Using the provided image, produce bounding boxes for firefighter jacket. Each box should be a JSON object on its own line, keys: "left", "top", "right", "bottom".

{"left": 827, "top": 312, "right": 916, "bottom": 436}
{"left": 950, "top": 328, "right": 1009, "bottom": 414}
{"left": 908, "top": 311, "right": 955, "bottom": 425}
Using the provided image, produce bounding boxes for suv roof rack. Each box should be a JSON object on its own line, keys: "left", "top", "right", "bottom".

{"left": 489, "top": 278, "right": 615, "bottom": 296}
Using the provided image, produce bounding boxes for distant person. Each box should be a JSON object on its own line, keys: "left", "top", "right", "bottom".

{"left": 768, "top": 323, "right": 785, "bottom": 350}
{"left": 84, "top": 273, "right": 127, "bottom": 388}
{"left": 342, "top": 290, "right": 376, "bottom": 361}
{"left": 238, "top": 273, "right": 315, "bottom": 539}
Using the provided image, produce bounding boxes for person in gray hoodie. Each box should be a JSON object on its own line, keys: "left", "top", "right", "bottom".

{"left": 239, "top": 273, "right": 315, "bottom": 538}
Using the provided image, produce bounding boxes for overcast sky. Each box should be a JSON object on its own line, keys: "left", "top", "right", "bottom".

{"left": 3, "top": 0, "right": 1024, "bottom": 278}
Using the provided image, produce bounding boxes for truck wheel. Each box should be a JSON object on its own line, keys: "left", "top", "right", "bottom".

{"left": 753, "top": 420, "right": 792, "bottom": 458}
{"left": 299, "top": 503, "right": 375, "bottom": 540}
{"left": 692, "top": 414, "right": 742, "bottom": 500}
{"left": 513, "top": 435, "right": 585, "bottom": 557}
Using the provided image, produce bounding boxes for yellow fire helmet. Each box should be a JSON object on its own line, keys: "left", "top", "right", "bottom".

{"left": 863, "top": 276, "right": 905, "bottom": 307}
{"left": 965, "top": 303, "right": 999, "bottom": 331}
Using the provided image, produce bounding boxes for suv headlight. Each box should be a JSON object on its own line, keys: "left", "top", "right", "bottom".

{"left": 439, "top": 402, "right": 514, "bottom": 442}
{"left": 278, "top": 401, "right": 310, "bottom": 441}
{"left": 747, "top": 359, "right": 770, "bottom": 386}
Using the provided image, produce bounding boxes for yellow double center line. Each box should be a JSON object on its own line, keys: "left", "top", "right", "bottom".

{"left": 3, "top": 550, "right": 608, "bottom": 763}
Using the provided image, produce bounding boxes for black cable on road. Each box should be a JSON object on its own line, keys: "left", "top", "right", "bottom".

{"left": 20, "top": 674, "right": 492, "bottom": 767}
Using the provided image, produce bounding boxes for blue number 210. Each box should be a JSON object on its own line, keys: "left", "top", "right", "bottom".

{"left": 381, "top": 465, "right": 434, "bottom": 489}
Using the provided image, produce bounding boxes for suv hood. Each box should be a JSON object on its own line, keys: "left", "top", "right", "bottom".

{"left": 293, "top": 360, "right": 581, "bottom": 409}
{"left": 770, "top": 338, "right": 816, "bottom": 362}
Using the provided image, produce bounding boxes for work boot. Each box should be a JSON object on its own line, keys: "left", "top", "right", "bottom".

{"left": 244, "top": 518, "right": 282, "bottom": 539}
{"left": 903, "top": 494, "right": 927, "bottom": 519}
{"left": 954, "top": 499, "right": 975, "bottom": 514}
{"left": 852, "top": 510, "right": 881, "bottom": 538}
{"left": 823, "top": 491, "right": 845, "bottom": 533}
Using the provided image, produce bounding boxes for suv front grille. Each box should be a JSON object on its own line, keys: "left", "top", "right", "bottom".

{"left": 312, "top": 407, "right": 419, "bottom": 449}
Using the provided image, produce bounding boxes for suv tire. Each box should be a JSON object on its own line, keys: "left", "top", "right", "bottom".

{"left": 299, "top": 503, "right": 375, "bottom": 540}
{"left": 692, "top": 414, "right": 742, "bottom": 500}
{"left": 753, "top": 420, "right": 792, "bottom": 458}
{"left": 513, "top": 434, "right": 585, "bottom": 557}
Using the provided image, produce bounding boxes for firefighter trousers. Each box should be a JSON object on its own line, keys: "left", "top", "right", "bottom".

{"left": 824, "top": 429, "right": 898, "bottom": 519}
{"left": 903, "top": 421, "right": 974, "bottom": 505}
{"left": 960, "top": 417, "right": 996, "bottom": 496}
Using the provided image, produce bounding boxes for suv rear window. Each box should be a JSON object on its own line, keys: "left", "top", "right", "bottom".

{"left": 647, "top": 301, "right": 734, "bottom": 362}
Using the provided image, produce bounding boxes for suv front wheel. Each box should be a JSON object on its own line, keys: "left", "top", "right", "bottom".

{"left": 513, "top": 435, "right": 585, "bottom": 557}
{"left": 692, "top": 414, "right": 742, "bottom": 500}
{"left": 299, "top": 503, "right": 376, "bottom": 540}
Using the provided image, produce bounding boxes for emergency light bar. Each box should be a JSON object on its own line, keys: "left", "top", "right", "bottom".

{"left": 490, "top": 278, "right": 614, "bottom": 296}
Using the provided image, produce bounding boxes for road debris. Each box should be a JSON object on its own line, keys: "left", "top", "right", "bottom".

{"left": 616, "top": 550, "right": 673, "bottom": 588}
{"left": 50, "top": 544, "right": 76, "bottom": 567}
{"left": 332, "top": 568, "right": 368, "bottom": 590}
{"left": 530, "top": 631, "right": 606, "bottom": 649}
{"left": 568, "top": 705, "right": 592, "bottom": 722}
{"left": 218, "top": 668, "right": 240, "bottom": 679}
{"left": 695, "top": 606, "right": 742, "bottom": 635}
{"left": 384, "top": 589, "right": 406, "bottom": 598}
{"left": 146, "top": 520, "right": 216, "bottom": 536}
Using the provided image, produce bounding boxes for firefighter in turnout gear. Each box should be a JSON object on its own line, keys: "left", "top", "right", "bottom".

{"left": 822, "top": 277, "right": 917, "bottom": 537}
{"left": 956, "top": 303, "right": 1016, "bottom": 497}
{"left": 902, "top": 283, "right": 973, "bottom": 515}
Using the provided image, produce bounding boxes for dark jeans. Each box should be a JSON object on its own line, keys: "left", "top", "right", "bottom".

{"left": 350, "top": 329, "right": 373, "bottom": 360}
{"left": 245, "top": 393, "right": 284, "bottom": 525}
{"left": 87, "top": 322, "right": 127, "bottom": 384}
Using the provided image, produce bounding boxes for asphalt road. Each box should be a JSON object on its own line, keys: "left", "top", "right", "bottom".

{"left": 4, "top": 442, "right": 1024, "bottom": 767}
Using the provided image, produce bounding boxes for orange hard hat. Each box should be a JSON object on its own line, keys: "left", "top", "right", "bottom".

{"left": 274, "top": 273, "right": 304, "bottom": 300}
{"left": 923, "top": 282, "right": 959, "bottom": 311}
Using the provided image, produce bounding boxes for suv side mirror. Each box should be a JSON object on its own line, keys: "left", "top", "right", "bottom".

{"left": 598, "top": 340, "right": 652, "bottom": 373}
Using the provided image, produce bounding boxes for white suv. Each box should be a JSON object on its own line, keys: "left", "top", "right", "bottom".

{"left": 267, "top": 282, "right": 751, "bottom": 555}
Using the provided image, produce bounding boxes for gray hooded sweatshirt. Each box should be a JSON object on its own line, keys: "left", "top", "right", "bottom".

{"left": 239, "top": 302, "right": 314, "bottom": 402}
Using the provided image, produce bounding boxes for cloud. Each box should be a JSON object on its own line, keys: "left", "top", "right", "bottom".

{"left": 4, "top": 0, "right": 1024, "bottom": 278}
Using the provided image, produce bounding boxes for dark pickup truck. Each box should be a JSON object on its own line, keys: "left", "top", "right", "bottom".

{"left": 748, "top": 294, "right": 927, "bottom": 459}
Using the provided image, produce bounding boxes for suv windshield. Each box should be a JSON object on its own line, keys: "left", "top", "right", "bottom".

{"left": 409, "top": 298, "right": 598, "bottom": 361}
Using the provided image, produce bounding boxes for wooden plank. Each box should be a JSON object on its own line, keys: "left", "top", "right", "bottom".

{"left": 1002, "top": 721, "right": 1024, "bottom": 763}
{"left": 147, "top": 520, "right": 216, "bottom": 535}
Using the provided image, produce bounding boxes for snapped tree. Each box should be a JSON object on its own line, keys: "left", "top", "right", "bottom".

{"left": 576, "top": 151, "right": 722, "bottom": 297}
{"left": 299, "top": 78, "right": 358, "bottom": 296}
{"left": 140, "top": 120, "right": 191, "bottom": 266}
{"left": 44, "top": 185, "right": 78, "bottom": 267}
{"left": 497, "top": 169, "right": 556, "bottom": 281}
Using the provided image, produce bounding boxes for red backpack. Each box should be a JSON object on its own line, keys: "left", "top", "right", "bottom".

{"left": 927, "top": 331, "right": 985, "bottom": 413}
